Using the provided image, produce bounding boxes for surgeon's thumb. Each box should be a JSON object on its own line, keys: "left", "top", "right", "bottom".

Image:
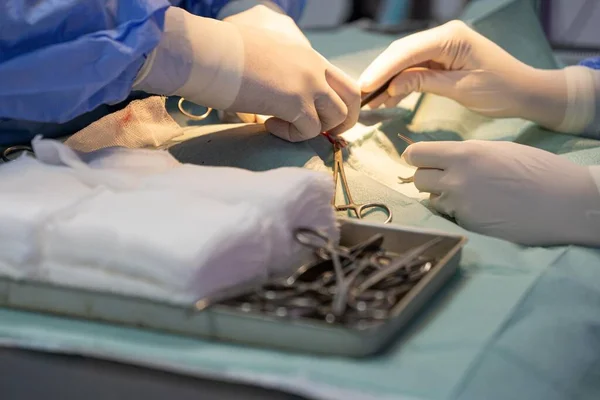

{"left": 389, "top": 68, "right": 464, "bottom": 101}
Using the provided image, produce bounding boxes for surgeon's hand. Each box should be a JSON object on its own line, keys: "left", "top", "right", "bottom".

{"left": 403, "top": 140, "right": 600, "bottom": 247}
{"left": 224, "top": 4, "right": 311, "bottom": 47}
{"left": 223, "top": 4, "right": 311, "bottom": 124}
{"left": 359, "top": 20, "right": 598, "bottom": 134}
{"left": 232, "top": 23, "right": 360, "bottom": 141}
{"left": 134, "top": 7, "right": 360, "bottom": 142}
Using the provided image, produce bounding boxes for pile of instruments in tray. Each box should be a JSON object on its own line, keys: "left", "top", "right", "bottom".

{"left": 219, "top": 228, "right": 442, "bottom": 329}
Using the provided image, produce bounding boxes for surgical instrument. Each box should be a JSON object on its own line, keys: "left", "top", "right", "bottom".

{"left": 1, "top": 145, "right": 34, "bottom": 162}
{"left": 294, "top": 228, "right": 351, "bottom": 316}
{"left": 354, "top": 237, "right": 442, "bottom": 296}
{"left": 217, "top": 227, "right": 441, "bottom": 328}
{"left": 398, "top": 175, "right": 414, "bottom": 183}
{"left": 360, "top": 76, "right": 395, "bottom": 108}
{"left": 285, "top": 232, "right": 384, "bottom": 285}
{"left": 397, "top": 133, "right": 415, "bottom": 183}
{"left": 177, "top": 98, "right": 213, "bottom": 121}
{"left": 398, "top": 133, "right": 415, "bottom": 146}
{"left": 332, "top": 142, "right": 393, "bottom": 224}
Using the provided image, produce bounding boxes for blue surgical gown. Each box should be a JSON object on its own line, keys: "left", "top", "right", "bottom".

{"left": 0, "top": 0, "right": 306, "bottom": 145}
{"left": 580, "top": 57, "right": 600, "bottom": 71}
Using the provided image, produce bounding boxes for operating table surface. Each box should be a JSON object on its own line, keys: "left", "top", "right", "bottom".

{"left": 4, "top": 3, "right": 600, "bottom": 400}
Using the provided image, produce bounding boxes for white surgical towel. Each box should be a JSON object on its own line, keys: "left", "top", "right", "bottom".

{"left": 0, "top": 157, "right": 94, "bottom": 276}
{"left": 42, "top": 189, "right": 271, "bottom": 304}
{"left": 141, "top": 165, "right": 338, "bottom": 275}
{"left": 32, "top": 137, "right": 178, "bottom": 190}
{"left": 0, "top": 139, "right": 338, "bottom": 305}
{"left": 33, "top": 137, "right": 338, "bottom": 276}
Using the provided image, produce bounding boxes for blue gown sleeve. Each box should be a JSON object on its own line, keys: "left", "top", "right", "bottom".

{"left": 578, "top": 57, "right": 600, "bottom": 136}
{"left": 0, "top": 0, "right": 171, "bottom": 123}
{"left": 579, "top": 57, "right": 600, "bottom": 70}
{"left": 171, "top": 0, "right": 306, "bottom": 21}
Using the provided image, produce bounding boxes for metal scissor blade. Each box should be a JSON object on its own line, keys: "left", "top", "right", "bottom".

{"left": 355, "top": 236, "right": 444, "bottom": 294}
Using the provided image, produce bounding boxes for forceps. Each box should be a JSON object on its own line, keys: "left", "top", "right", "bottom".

{"left": 332, "top": 142, "right": 393, "bottom": 224}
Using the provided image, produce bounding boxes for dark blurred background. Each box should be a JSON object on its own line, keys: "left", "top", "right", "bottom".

{"left": 299, "top": 0, "right": 600, "bottom": 58}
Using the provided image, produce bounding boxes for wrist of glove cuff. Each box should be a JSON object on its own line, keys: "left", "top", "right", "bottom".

{"left": 133, "top": 6, "right": 244, "bottom": 110}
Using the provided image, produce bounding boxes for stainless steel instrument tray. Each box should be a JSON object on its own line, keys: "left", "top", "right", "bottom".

{"left": 0, "top": 219, "right": 467, "bottom": 357}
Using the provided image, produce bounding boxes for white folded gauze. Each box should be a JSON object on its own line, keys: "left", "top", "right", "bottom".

{"left": 140, "top": 164, "right": 339, "bottom": 275}
{"left": 7, "top": 138, "right": 339, "bottom": 303}
{"left": 0, "top": 156, "right": 94, "bottom": 276}
{"left": 64, "top": 96, "right": 184, "bottom": 153}
{"left": 34, "top": 136, "right": 339, "bottom": 276}
{"left": 42, "top": 262, "right": 201, "bottom": 305}
{"left": 41, "top": 189, "right": 272, "bottom": 304}
{"left": 32, "top": 136, "right": 179, "bottom": 190}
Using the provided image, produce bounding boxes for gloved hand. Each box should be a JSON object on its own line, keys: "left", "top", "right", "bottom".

{"left": 222, "top": 4, "right": 311, "bottom": 124}
{"left": 359, "top": 20, "right": 598, "bottom": 134}
{"left": 224, "top": 4, "right": 311, "bottom": 47}
{"left": 134, "top": 6, "right": 360, "bottom": 142}
{"left": 403, "top": 140, "right": 600, "bottom": 247}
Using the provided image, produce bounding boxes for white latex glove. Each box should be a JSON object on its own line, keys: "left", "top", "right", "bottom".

{"left": 134, "top": 6, "right": 360, "bottom": 142}
{"left": 402, "top": 140, "right": 600, "bottom": 247}
{"left": 359, "top": 20, "right": 599, "bottom": 134}
{"left": 222, "top": 4, "right": 310, "bottom": 124}
{"left": 224, "top": 4, "right": 311, "bottom": 47}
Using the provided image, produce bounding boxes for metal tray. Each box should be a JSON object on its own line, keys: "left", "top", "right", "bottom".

{"left": 0, "top": 219, "right": 467, "bottom": 357}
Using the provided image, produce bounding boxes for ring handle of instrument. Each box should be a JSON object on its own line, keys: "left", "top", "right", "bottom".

{"left": 2, "top": 145, "right": 34, "bottom": 162}
{"left": 177, "top": 98, "right": 213, "bottom": 121}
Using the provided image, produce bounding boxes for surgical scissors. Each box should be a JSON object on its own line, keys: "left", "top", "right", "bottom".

{"left": 177, "top": 98, "right": 213, "bottom": 121}
{"left": 332, "top": 142, "right": 393, "bottom": 224}
{"left": 1, "top": 145, "right": 34, "bottom": 162}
